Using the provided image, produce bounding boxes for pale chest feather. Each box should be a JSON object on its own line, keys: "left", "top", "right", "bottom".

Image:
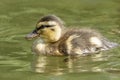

{"left": 32, "top": 39, "right": 63, "bottom": 56}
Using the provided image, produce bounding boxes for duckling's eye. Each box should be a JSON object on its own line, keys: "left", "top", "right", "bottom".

{"left": 50, "top": 28, "right": 55, "bottom": 31}
{"left": 39, "top": 25, "right": 46, "bottom": 29}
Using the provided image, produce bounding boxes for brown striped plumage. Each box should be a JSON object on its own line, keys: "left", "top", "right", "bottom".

{"left": 26, "top": 15, "right": 118, "bottom": 56}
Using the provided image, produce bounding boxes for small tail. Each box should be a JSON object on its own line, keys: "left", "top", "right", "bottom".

{"left": 101, "top": 38, "right": 119, "bottom": 51}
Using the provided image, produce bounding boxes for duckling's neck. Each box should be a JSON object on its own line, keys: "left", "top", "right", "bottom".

{"left": 32, "top": 27, "right": 67, "bottom": 55}
{"left": 32, "top": 39, "right": 63, "bottom": 56}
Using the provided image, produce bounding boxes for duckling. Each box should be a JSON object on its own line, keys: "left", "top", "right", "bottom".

{"left": 26, "top": 15, "right": 118, "bottom": 56}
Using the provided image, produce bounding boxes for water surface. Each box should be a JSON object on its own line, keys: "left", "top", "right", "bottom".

{"left": 0, "top": 0, "right": 120, "bottom": 80}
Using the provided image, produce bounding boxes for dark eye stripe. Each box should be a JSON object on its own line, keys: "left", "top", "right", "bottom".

{"left": 33, "top": 25, "right": 55, "bottom": 34}
{"left": 37, "top": 25, "right": 55, "bottom": 30}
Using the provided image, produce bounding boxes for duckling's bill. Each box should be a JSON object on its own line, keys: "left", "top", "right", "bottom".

{"left": 26, "top": 30, "right": 39, "bottom": 40}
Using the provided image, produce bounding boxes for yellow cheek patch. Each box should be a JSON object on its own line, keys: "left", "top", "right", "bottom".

{"left": 41, "top": 28, "right": 56, "bottom": 41}
{"left": 40, "top": 25, "right": 61, "bottom": 42}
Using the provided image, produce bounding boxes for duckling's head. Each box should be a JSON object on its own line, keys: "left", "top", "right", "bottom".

{"left": 26, "top": 15, "right": 64, "bottom": 42}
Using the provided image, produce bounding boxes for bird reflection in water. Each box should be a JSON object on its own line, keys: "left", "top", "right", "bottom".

{"left": 31, "top": 55, "right": 76, "bottom": 75}
{"left": 31, "top": 53, "right": 108, "bottom": 75}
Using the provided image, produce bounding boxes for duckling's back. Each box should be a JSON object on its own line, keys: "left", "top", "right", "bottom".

{"left": 58, "top": 29, "right": 118, "bottom": 56}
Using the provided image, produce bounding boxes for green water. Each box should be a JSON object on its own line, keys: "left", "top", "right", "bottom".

{"left": 0, "top": 0, "right": 120, "bottom": 80}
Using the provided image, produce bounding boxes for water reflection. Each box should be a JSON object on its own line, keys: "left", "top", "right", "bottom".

{"left": 31, "top": 53, "right": 112, "bottom": 75}
{"left": 32, "top": 56, "right": 47, "bottom": 73}
{"left": 32, "top": 55, "right": 66, "bottom": 75}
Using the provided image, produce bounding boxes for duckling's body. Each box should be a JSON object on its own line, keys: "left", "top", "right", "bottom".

{"left": 26, "top": 15, "right": 118, "bottom": 56}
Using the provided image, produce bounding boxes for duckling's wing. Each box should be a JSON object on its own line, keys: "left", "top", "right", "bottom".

{"left": 82, "top": 38, "right": 119, "bottom": 54}
{"left": 58, "top": 29, "right": 119, "bottom": 55}
{"left": 59, "top": 37, "right": 119, "bottom": 55}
